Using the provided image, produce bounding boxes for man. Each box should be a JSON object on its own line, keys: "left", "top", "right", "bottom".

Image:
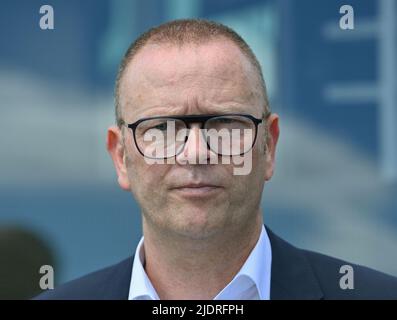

{"left": 37, "top": 19, "right": 397, "bottom": 300}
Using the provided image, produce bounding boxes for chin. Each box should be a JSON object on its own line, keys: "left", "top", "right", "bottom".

{"left": 170, "top": 209, "right": 227, "bottom": 240}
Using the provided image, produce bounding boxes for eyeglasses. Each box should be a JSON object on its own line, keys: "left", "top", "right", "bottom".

{"left": 123, "top": 113, "right": 269, "bottom": 159}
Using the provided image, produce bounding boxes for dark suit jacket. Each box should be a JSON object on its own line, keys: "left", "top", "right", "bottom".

{"left": 36, "top": 227, "right": 397, "bottom": 300}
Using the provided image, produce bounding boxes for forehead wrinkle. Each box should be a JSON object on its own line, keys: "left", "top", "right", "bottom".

{"left": 123, "top": 72, "right": 256, "bottom": 112}
{"left": 122, "top": 82, "right": 261, "bottom": 122}
{"left": 137, "top": 56, "right": 249, "bottom": 91}
{"left": 140, "top": 73, "right": 258, "bottom": 106}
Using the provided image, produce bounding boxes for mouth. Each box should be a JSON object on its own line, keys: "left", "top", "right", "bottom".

{"left": 170, "top": 183, "right": 223, "bottom": 198}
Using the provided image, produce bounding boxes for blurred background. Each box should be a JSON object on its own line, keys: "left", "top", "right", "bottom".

{"left": 0, "top": 0, "right": 396, "bottom": 299}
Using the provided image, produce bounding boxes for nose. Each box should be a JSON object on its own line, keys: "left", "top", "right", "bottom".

{"left": 175, "top": 124, "right": 214, "bottom": 164}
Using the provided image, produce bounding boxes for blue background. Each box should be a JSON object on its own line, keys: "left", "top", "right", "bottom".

{"left": 1, "top": 0, "right": 396, "bottom": 285}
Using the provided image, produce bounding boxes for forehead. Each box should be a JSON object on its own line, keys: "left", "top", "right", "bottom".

{"left": 119, "top": 39, "right": 263, "bottom": 119}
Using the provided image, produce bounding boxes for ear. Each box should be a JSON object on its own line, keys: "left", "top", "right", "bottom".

{"left": 264, "top": 114, "right": 280, "bottom": 181}
{"left": 106, "top": 126, "right": 131, "bottom": 191}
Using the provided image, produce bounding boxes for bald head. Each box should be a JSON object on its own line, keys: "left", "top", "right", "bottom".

{"left": 115, "top": 19, "right": 270, "bottom": 127}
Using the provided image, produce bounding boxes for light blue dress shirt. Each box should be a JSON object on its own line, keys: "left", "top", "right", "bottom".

{"left": 128, "top": 224, "right": 272, "bottom": 300}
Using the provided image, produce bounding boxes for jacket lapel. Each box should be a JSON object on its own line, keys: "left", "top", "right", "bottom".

{"left": 100, "top": 256, "right": 134, "bottom": 300}
{"left": 266, "top": 227, "right": 324, "bottom": 300}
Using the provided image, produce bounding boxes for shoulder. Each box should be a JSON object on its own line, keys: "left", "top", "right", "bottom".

{"left": 302, "top": 248, "right": 397, "bottom": 299}
{"left": 34, "top": 257, "right": 134, "bottom": 300}
{"left": 266, "top": 227, "right": 397, "bottom": 299}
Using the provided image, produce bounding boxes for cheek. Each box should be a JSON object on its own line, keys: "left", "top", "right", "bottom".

{"left": 125, "top": 132, "right": 164, "bottom": 183}
{"left": 229, "top": 149, "right": 266, "bottom": 195}
{"left": 128, "top": 159, "right": 171, "bottom": 204}
{"left": 130, "top": 161, "right": 164, "bottom": 186}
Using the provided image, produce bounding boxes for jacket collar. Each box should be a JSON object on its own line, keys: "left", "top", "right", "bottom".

{"left": 266, "top": 226, "right": 324, "bottom": 300}
{"left": 100, "top": 256, "right": 134, "bottom": 300}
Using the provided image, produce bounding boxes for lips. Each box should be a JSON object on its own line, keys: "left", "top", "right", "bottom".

{"left": 169, "top": 182, "right": 223, "bottom": 197}
{"left": 173, "top": 183, "right": 220, "bottom": 189}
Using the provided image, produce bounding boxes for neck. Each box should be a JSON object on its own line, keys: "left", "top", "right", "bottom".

{"left": 141, "top": 211, "right": 263, "bottom": 300}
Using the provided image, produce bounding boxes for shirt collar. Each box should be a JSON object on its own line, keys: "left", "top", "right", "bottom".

{"left": 213, "top": 224, "right": 272, "bottom": 300}
{"left": 128, "top": 224, "right": 272, "bottom": 300}
{"left": 129, "top": 237, "right": 160, "bottom": 300}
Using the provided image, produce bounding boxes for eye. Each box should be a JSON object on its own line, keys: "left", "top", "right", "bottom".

{"left": 152, "top": 122, "right": 168, "bottom": 131}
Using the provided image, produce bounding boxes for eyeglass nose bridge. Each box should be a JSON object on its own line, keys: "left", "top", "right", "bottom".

{"left": 177, "top": 114, "right": 216, "bottom": 129}
{"left": 173, "top": 115, "right": 223, "bottom": 153}
{"left": 175, "top": 116, "right": 250, "bottom": 158}
{"left": 175, "top": 125, "right": 213, "bottom": 157}
{"left": 175, "top": 122, "right": 211, "bottom": 158}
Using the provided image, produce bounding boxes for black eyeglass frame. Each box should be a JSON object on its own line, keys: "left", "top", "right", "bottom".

{"left": 123, "top": 112, "right": 270, "bottom": 159}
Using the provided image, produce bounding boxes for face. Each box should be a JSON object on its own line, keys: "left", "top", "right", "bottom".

{"left": 107, "top": 39, "right": 279, "bottom": 240}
